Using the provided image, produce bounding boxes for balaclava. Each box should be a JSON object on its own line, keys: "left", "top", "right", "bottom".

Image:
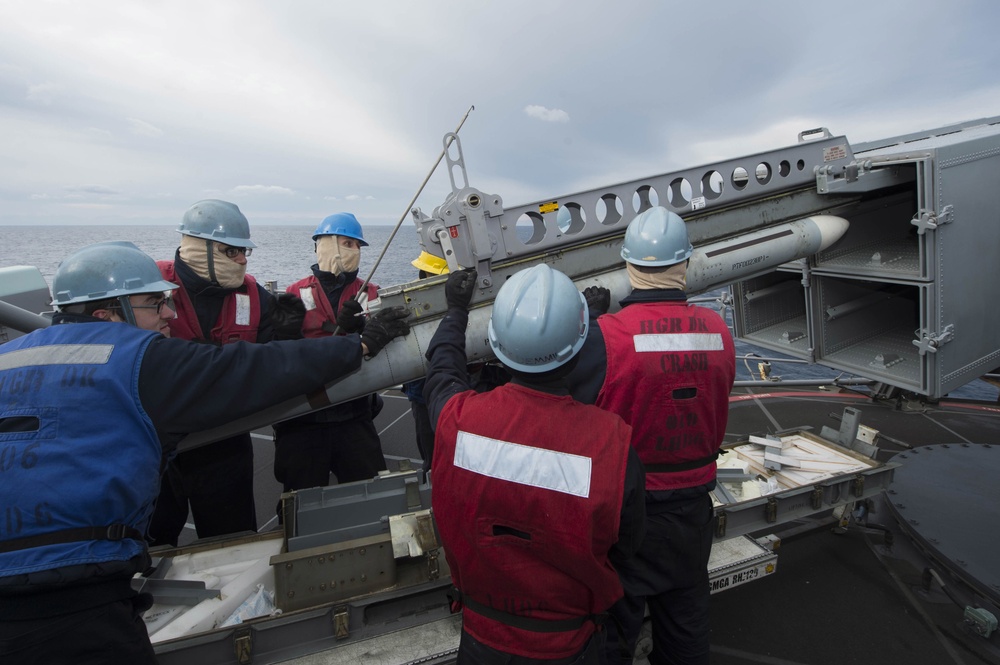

{"left": 316, "top": 235, "right": 360, "bottom": 275}
{"left": 626, "top": 260, "right": 687, "bottom": 291}
{"left": 179, "top": 235, "right": 247, "bottom": 288}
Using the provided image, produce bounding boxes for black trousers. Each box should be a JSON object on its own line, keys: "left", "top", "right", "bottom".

{"left": 147, "top": 434, "right": 257, "bottom": 547}
{"left": 272, "top": 416, "right": 387, "bottom": 494}
{"left": 604, "top": 494, "right": 715, "bottom": 665}
{"left": 0, "top": 593, "right": 157, "bottom": 665}
{"left": 457, "top": 628, "right": 604, "bottom": 665}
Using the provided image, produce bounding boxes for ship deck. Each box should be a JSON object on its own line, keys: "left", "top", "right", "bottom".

{"left": 191, "top": 384, "right": 1000, "bottom": 664}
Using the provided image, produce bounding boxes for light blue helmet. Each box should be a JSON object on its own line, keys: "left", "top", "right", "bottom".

{"left": 51, "top": 242, "right": 177, "bottom": 324}
{"left": 313, "top": 212, "right": 368, "bottom": 246}
{"left": 488, "top": 264, "right": 588, "bottom": 373}
{"left": 177, "top": 199, "right": 256, "bottom": 248}
{"left": 621, "top": 206, "right": 692, "bottom": 267}
{"left": 556, "top": 206, "right": 572, "bottom": 233}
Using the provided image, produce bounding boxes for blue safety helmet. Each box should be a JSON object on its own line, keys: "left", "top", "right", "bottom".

{"left": 177, "top": 199, "right": 257, "bottom": 249}
{"left": 313, "top": 212, "right": 368, "bottom": 246}
{"left": 621, "top": 206, "right": 693, "bottom": 267}
{"left": 488, "top": 264, "right": 588, "bottom": 373}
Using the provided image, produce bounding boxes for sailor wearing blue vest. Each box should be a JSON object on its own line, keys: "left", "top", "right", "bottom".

{"left": 0, "top": 241, "right": 411, "bottom": 665}
{"left": 569, "top": 207, "right": 737, "bottom": 665}
{"left": 424, "top": 264, "right": 646, "bottom": 664}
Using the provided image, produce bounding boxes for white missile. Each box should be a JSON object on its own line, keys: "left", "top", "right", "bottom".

{"left": 177, "top": 215, "right": 848, "bottom": 451}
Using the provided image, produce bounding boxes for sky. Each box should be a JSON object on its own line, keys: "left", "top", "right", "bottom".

{"left": 1, "top": 0, "right": 999, "bottom": 227}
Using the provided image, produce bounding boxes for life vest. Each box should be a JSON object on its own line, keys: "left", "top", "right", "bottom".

{"left": 0, "top": 323, "right": 161, "bottom": 577}
{"left": 286, "top": 273, "right": 379, "bottom": 339}
{"left": 432, "top": 383, "right": 630, "bottom": 659}
{"left": 157, "top": 260, "right": 261, "bottom": 343}
{"left": 596, "top": 301, "right": 735, "bottom": 491}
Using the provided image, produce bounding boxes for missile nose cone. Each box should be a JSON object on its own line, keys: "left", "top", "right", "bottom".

{"left": 809, "top": 215, "right": 850, "bottom": 252}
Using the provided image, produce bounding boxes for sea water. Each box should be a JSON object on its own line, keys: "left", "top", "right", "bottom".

{"left": 0, "top": 224, "right": 420, "bottom": 292}
{"left": 1, "top": 224, "right": 995, "bottom": 400}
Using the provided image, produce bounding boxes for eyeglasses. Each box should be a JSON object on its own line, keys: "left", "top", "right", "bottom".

{"left": 218, "top": 245, "right": 252, "bottom": 259}
{"left": 131, "top": 296, "right": 175, "bottom": 315}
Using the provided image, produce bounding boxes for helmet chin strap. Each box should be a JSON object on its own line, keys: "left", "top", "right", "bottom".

{"left": 116, "top": 295, "right": 138, "bottom": 326}
{"left": 205, "top": 239, "right": 219, "bottom": 284}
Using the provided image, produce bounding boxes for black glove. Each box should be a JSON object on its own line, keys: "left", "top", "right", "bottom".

{"left": 336, "top": 298, "right": 365, "bottom": 334}
{"left": 360, "top": 306, "right": 411, "bottom": 357}
{"left": 583, "top": 286, "right": 611, "bottom": 318}
{"left": 271, "top": 293, "right": 305, "bottom": 340}
{"left": 445, "top": 268, "right": 478, "bottom": 310}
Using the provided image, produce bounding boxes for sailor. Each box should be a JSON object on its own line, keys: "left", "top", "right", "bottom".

{"left": 402, "top": 250, "right": 451, "bottom": 470}
{"left": 425, "top": 264, "right": 646, "bottom": 664}
{"left": 401, "top": 251, "right": 510, "bottom": 471}
{"left": 271, "top": 213, "right": 388, "bottom": 502}
{"left": 569, "top": 207, "right": 737, "bottom": 665}
{"left": 0, "top": 241, "right": 410, "bottom": 665}
{"left": 147, "top": 200, "right": 304, "bottom": 546}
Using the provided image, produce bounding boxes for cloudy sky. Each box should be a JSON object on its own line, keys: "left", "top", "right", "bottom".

{"left": 2, "top": 0, "right": 999, "bottom": 226}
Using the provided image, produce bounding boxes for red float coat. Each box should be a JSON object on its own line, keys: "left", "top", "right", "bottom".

{"left": 285, "top": 274, "right": 379, "bottom": 339}
{"left": 432, "top": 383, "right": 631, "bottom": 659}
{"left": 595, "top": 301, "right": 735, "bottom": 491}
{"left": 158, "top": 261, "right": 261, "bottom": 344}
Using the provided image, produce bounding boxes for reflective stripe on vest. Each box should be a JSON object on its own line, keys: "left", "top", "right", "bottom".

{"left": 455, "top": 431, "right": 592, "bottom": 498}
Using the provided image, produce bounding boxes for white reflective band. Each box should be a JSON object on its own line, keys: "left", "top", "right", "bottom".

{"left": 0, "top": 344, "right": 113, "bottom": 371}
{"left": 633, "top": 333, "right": 724, "bottom": 353}
{"left": 235, "top": 294, "right": 251, "bottom": 326}
{"left": 454, "top": 431, "right": 592, "bottom": 498}
{"left": 300, "top": 287, "right": 318, "bottom": 311}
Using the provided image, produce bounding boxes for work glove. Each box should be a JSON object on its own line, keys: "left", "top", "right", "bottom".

{"left": 360, "top": 306, "right": 411, "bottom": 357}
{"left": 336, "top": 298, "right": 365, "bottom": 334}
{"left": 583, "top": 286, "right": 611, "bottom": 318}
{"left": 271, "top": 293, "right": 306, "bottom": 340}
{"left": 445, "top": 268, "right": 478, "bottom": 310}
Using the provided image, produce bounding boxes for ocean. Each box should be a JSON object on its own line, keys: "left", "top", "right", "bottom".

{"left": 0, "top": 224, "right": 422, "bottom": 292}
{"left": 1, "top": 224, "right": 996, "bottom": 401}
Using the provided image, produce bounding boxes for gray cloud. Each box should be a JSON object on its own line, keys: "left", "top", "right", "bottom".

{"left": 25, "top": 82, "right": 59, "bottom": 105}
{"left": 0, "top": 0, "right": 998, "bottom": 227}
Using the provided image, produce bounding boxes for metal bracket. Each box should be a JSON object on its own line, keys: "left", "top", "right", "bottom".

{"left": 334, "top": 606, "right": 350, "bottom": 640}
{"left": 233, "top": 627, "right": 253, "bottom": 664}
{"left": 910, "top": 205, "right": 954, "bottom": 235}
{"left": 852, "top": 475, "right": 865, "bottom": 498}
{"left": 810, "top": 487, "right": 824, "bottom": 511}
{"left": 765, "top": 497, "right": 778, "bottom": 523}
{"left": 715, "top": 509, "right": 727, "bottom": 538}
{"left": 815, "top": 160, "right": 871, "bottom": 193}
{"left": 912, "top": 324, "right": 955, "bottom": 356}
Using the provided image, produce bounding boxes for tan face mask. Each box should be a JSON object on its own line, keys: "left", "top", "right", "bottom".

{"left": 316, "top": 236, "right": 360, "bottom": 275}
{"left": 626, "top": 260, "right": 687, "bottom": 291}
{"left": 179, "top": 236, "right": 247, "bottom": 288}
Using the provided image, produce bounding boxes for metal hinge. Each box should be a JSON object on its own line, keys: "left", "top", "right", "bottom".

{"left": 912, "top": 324, "right": 955, "bottom": 356}
{"left": 233, "top": 627, "right": 253, "bottom": 664}
{"left": 715, "top": 510, "right": 727, "bottom": 538}
{"left": 910, "top": 205, "right": 954, "bottom": 235}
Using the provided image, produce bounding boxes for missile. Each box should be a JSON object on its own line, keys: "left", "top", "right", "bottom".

{"left": 176, "top": 215, "right": 848, "bottom": 451}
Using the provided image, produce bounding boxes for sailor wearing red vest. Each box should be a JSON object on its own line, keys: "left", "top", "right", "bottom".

{"left": 425, "top": 265, "right": 646, "bottom": 664}
{"left": 569, "top": 207, "right": 736, "bottom": 665}
{"left": 272, "top": 213, "right": 388, "bottom": 502}
{"left": 147, "top": 200, "right": 300, "bottom": 547}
